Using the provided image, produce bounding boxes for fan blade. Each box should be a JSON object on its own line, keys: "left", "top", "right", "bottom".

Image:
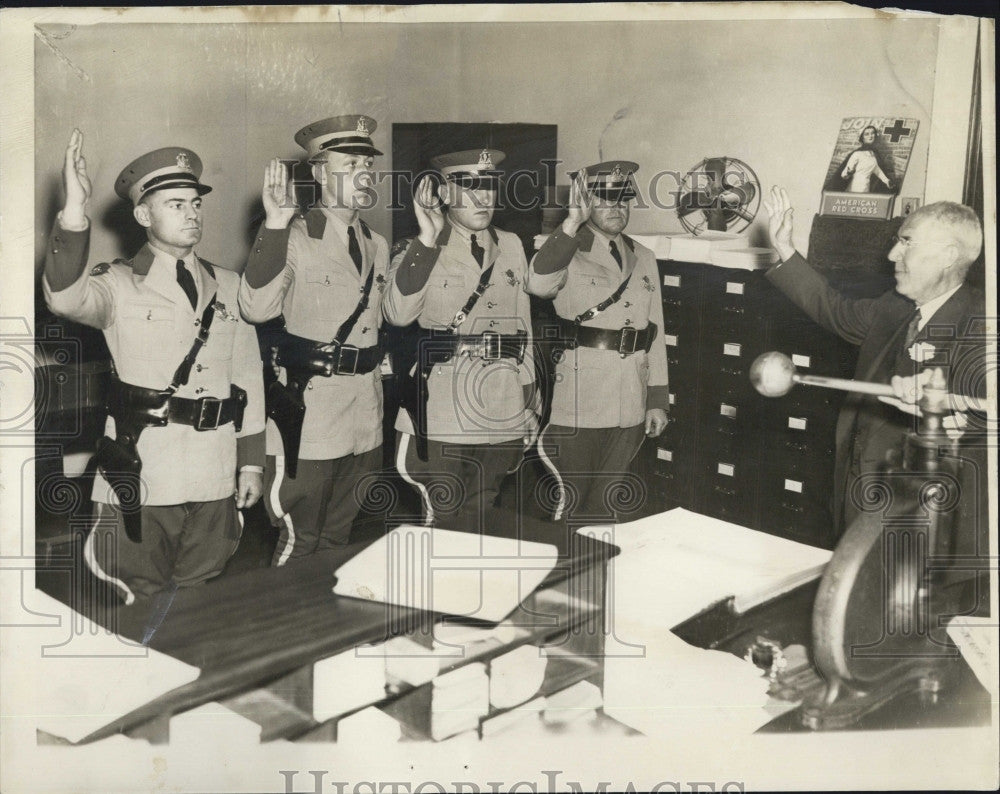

{"left": 706, "top": 207, "right": 729, "bottom": 232}
{"left": 678, "top": 191, "right": 715, "bottom": 215}
{"left": 703, "top": 157, "right": 727, "bottom": 185}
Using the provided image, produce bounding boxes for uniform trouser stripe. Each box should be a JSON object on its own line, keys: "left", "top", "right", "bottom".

{"left": 270, "top": 455, "right": 296, "bottom": 567}
{"left": 396, "top": 432, "right": 434, "bottom": 526}
{"left": 536, "top": 424, "right": 566, "bottom": 521}
{"left": 83, "top": 503, "right": 137, "bottom": 606}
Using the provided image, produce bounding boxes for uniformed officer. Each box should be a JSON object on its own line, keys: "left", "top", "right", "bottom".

{"left": 525, "top": 161, "right": 669, "bottom": 520}
{"left": 238, "top": 116, "right": 389, "bottom": 563}
{"left": 383, "top": 149, "right": 536, "bottom": 532}
{"left": 43, "top": 129, "right": 266, "bottom": 604}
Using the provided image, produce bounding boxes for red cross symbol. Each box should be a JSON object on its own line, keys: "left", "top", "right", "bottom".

{"left": 882, "top": 119, "right": 912, "bottom": 143}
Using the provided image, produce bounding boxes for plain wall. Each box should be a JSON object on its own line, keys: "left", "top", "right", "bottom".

{"left": 34, "top": 18, "right": 941, "bottom": 271}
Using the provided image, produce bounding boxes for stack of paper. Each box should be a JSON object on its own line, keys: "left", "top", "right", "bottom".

{"left": 541, "top": 680, "right": 602, "bottom": 725}
{"left": 333, "top": 526, "right": 558, "bottom": 623}
{"left": 170, "top": 701, "right": 261, "bottom": 747}
{"left": 312, "top": 644, "right": 388, "bottom": 722}
{"left": 602, "top": 630, "right": 773, "bottom": 737}
{"left": 481, "top": 696, "right": 546, "bottom": 737}
{"left": 382, "top": 635, "right": 453, "bottom": 688}
{"left": 662, "top": 231, "right": 744, "bottom": 263}
{"left": 488, "top": 645, "right": 548, "bottom": 709}
{"left": 577, "top": 509, "right": 833, "bottom": 739}
{"left": 28, "top": 591, "right": 201, "bottom": 744}
{"left": 337, "top": 705, "right": 402, "bottom": 745}
{"left": 709, "top": 246, "right": 779, "bottom": 269}
{"left": 947, "top": 616, "right": 998, "bottom": 697}
{"left": 428, "top": 663, "right": 490, "bottom": 740}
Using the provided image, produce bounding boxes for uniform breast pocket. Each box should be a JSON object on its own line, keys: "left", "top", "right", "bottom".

{"left": 569, "top": 272, "right": 615, "bottom": 312}
{"left": 425, "top": 271, "right": 469, "bottom": 325}
{"left": 118, "top": 304, "right": 176, "bottom": 361}
{"left": 203, "top": 311, "right": 238, "bottom": 362}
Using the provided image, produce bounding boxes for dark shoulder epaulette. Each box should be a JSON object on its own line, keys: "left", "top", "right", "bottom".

{"left": 390, "top": 237, "right": 413, "bottom": 259}
{"left": 196, "top": 257, "right": 217, "bottom": 278}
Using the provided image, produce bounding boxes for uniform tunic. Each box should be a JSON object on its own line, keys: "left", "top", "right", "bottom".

{"left": 383, "top": 220, "right": 535, "bottom": 443}
{"left": 43, "top": 218, "right": 266, "bottom": 600}
{"left": 43, "top": 221, "right": 266, "bottom": 505}
{"left": 525, "top": 223, "right": 669, "bottom": 520}
{"left": 239, "top": 209, "right": 389, "bottom": 460}
{"left": 525, "top": 224, "right": 670, "bottom": 426}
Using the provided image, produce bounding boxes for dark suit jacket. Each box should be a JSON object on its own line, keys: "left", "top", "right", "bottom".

{"left": 767, "top": 253, "right": 986, "bottom": 535}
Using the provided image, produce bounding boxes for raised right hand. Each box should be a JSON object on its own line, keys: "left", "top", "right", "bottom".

{"left": 62, "top": 128, "right": 91, "bottom": 225}
{"left": 562, "top": 168, "right": 593, "bottom": 235}
{"left": 414, "top": 174, "right": 445, "bottom": 247}
{"left": 763, "top": 185, "right": 795, "bottom": 261}
{"left": 263, "top": 158, "right": 297, "bottom": 229}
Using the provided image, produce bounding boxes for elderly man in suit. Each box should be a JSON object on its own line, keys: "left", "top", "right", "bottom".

{"left": 765, "top": 186, "right": 986, "bottom": 535}
{"left": 43, "top": 130, "right": 265, "bottom": 604}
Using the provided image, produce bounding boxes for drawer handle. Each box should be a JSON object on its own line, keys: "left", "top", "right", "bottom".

{"left": 722, "top": 305, "right": 745, "bottom": 315}
{"left": 721, "top": 366, "right": 742, "bottom": 378}
{"left": 714, "top": 485, "right": 737, "bottom": 497}
{"left": 784, "top": 440, "right": 808, "bottom": 453}
{"left": 780, "top": 500, "right": 805, "bottom": 514}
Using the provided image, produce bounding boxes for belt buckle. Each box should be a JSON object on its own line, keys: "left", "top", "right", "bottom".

{"left": 195, "top": 396, "right": 223, "bottom": 430}
{"left": 336, "top": 344, "right": 360, "bottom": 375}
{"left": 618, "top": 326, "right": 639, "bottom": 357}
{"left": 482, "top": 332, "right": 501, "bottom": 360}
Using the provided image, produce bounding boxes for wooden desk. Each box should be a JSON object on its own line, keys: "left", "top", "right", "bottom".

{"left": 74, "top": 512, "right": 618, "bottom": 744}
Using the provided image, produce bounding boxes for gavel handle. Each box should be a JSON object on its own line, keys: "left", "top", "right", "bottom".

{"left": 795, "top": 373, "right": 894, "bottom": 397}
{"left": 795, "top": 374, "right": 987, "bottom": 412}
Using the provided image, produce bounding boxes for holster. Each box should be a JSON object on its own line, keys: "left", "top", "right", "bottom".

{"left": 265, "top": 367, "right": 308, "bottom": 479}
{"left": 96, "top": 383, "right": 171, "bottom": 543}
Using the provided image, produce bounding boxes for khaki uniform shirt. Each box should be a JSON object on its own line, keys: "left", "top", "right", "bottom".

{"left": 238, "top": 210, "right": 389, "bottom": 460}
{"left": 383, "top": 221, "right": 535, "bottom": 443}
{"left": 43, "top": 222, "right": 266, "bottom": 505}
{"left": 526, "top": 224, "right": 669, "bottom": 428}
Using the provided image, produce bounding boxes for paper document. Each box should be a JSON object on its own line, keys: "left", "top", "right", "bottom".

{"left": 27, "top": 590, "right": 200, "bottom": 744}
{"left": 334, "top": 526, "right": 559, "bottom": 623}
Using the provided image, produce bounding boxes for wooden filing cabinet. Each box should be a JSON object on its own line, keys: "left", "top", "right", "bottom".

{"left": 636, "top": 258, "right": 858, "bottom": 549}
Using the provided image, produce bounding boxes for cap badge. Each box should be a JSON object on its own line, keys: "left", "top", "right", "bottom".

{"left": 356, "top": 117, "right": 371, "bottom": 136}
{"left": 478, "top": 149, "right": 494, "bottom": 169}
{"left": 610, "top": 164, "right": 625, "bottom": 184}
{"left": 176, "top": 152, "right": 192, "bottom": 171}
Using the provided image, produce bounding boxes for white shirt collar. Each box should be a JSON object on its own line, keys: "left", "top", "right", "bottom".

{"left": 586, "top": 222, "right": 622, "bottom": 252}
{"left": 321, "top": 209, "right": 358, "bottom": 248}
{"left": 148, "top": 242, "right": 199, "bottom": 281}
{"left": 916, "top": 284, "right": 961, "bottom": 330}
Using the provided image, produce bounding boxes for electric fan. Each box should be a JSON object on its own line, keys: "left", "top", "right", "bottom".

{"left": 677, "top": 157, "right": 761, "bottom": 235}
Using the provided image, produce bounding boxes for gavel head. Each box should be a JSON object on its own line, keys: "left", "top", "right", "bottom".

{"left": 750, "top": 351, "right": 797, "bottom": 397}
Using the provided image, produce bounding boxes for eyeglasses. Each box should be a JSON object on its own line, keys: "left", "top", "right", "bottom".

{"left": 891, "top": 234, "right": 952, "bottom": 250}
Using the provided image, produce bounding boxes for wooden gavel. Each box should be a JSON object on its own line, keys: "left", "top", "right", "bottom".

{"left": 749, "top": 351, "right": 986, "bottom": 413}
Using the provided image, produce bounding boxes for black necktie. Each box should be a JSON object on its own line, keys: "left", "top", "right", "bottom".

{"left": 903, "top": 307, "right": 922, "bottom": 348}
{"left": 609, "top": 240, "right": 623, "bottom": 270}
{"left": 176, "top": 260, "right": 197, "bottom": 310}
{"left": 347, "top": 226, "right": 363, "bottom": 274}
{"left": 470, "top": 233, "right": 485, "bottom": 269}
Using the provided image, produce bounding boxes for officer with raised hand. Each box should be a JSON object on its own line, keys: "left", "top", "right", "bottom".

{"left": 44, "top": 129, "right": 265, "bottom": 604}
{"left": 239, "top": 116, "right": 389, "bottom": 563}
{"left": 384, "top": 149, "right": 536, "bottom": 532}
{"left": 525, "top": 161, "right": 669, "bottom": 521}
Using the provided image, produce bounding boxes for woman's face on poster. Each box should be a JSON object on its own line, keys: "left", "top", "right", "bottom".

{"left": 860, "top": 126, "right": 877, "bottom": 145}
